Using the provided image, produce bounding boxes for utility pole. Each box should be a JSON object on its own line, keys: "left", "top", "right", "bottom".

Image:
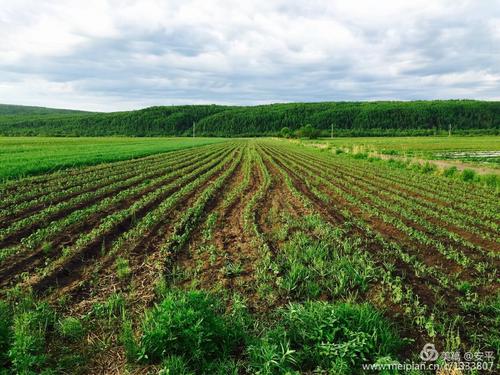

{"left": 331, "top": 123, "right": 333, "bottom": 139}
{"left": 448, "top": 123, "right": 451, "bottom": 137}
{"left": 193, "top": 122, "right": 195, "bottom": 138}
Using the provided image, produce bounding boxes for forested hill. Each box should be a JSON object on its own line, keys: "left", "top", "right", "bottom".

{"left": 0, "top": 104, "right": 91, "bottom": 116}
{"left": 0, "top": 100, "right": 498, "bottom": 137}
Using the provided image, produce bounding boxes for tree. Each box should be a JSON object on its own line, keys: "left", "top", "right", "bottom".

{"left": 295, "top": 124, "right": 320, "bottom": 139}
{"left": 280, "top": 127, "right": 291, "bottom": 138}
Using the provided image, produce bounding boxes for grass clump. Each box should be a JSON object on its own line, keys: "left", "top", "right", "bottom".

{"left": 353, "top": 152, "right": 369, "bottom": 160}
{"left": 160, "top": 355, "right": 194, "bottom": 375}
{"left": 115, "top": 257, "right": 131, "bottom": 280}
{"left": 420, "top": 162, "right": 437, "bottom": 174}
{"left": 58, "top": 317, "right": 85, "bottom": 341}
{"left": 0, "top": 301, "right": 12, "bottom": 369}
{"left": 248, "top": 301, "right": 403, "bottom": 374}
{"left": 277, "top": 216, "right": 375, "bottom": 299}
{"left": 443, "top": 166, "right": 458, "bottom": 177}
{"left": 481, "top": 174, "right": 498, "bottom": 189}
{"left": 92, "top": 293, "right": 126, "bottom": 320}
{"left": 123, "top": 289, "right": 247, "bottom": 372}
{"left": 9, "top": 301, "right": 55, "bottom": 374}
{"left": 460, "top": 169, "right": 476, "bottom": 182}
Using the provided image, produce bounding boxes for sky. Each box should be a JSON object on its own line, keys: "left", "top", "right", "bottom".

{"left": 0, "top": 0, "right": 499, "bottom": 112}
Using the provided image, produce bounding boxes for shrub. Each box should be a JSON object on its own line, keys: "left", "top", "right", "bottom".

{"left": 280, "top": 127, "right": 291, "bottom": 138}
{"left": 443, "top": 166, "right": 458, "bottom": 177}
{"left": 249, "top": 301, "right": 402, "bottom": 374}
{"left": 353, "top": 152, "right": 369, "bottom": 160}
{"left": 381, "top": 149, "right": 398, "bottom": 155}
{"left": 295, "top": 124, "right": 320, "bottom": 139}
{"left": 421, "top": 162, "right": 437, "bottom": 174}
{"left": 126, "top": 290, "right": 246, "bottom": 368}
{"left": 461, "top": 169, "right": 476, "bottom": 182}
{"left": 387, "top": 158, "right": 407, "bottom": 169}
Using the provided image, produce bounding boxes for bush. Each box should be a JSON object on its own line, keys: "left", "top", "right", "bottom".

{"left": 353, "top": 152, "right": 369, "bottom": 160}
{"left": 280, "top": 127, "right": 291, "bottom": 138}
{"left": 295, "top": 124, "right": 320, "bottom": 139}
{"left": 387, "top": 158, "right": 407, "bottom": 169}
{"left": 443, "top": 166, "right": 458, "bottom": 177}
{"left": 125, "top": 290, "right": 246, "bottom": 368}
{"left": 461, "top": 169, "right": 477, "bottom": 182}
{"left": 249, "top": 301, "right": 402, "bottom": 374}
{"left": 421, "top": 162, "right": 437, "bottom": 174}
{"left": 381, "top": 149, "right": 398, "bottom": 155}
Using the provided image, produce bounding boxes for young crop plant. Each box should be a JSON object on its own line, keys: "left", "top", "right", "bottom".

{"left": 0, "top": 139, "right": 497, "bottom": 373}
{"left": 262, "top": 210, "right": 376, "bottom": 302}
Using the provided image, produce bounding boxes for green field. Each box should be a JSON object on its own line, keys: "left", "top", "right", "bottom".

{"left": 302, "top": 135, "right": 500, "bottom": 163}
{"left": 0, "top": 137, "right": 227, "bottom": 181}
{"left": 0, "top": 138, "right": 498, "bottom": 373}
{"left": 301, "top": 135, "right": 500, "bottom": 154}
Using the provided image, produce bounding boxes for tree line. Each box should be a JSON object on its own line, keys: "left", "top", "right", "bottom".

{"left": 0, "top": 100, "right": 498, "bottom": 137}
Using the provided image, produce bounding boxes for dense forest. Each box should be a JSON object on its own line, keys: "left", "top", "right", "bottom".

{"left": 0, "top": 104, "right": 90, "bottom": 116}
{"left": 0, "top": 100, "right": 498, "bottom": 137}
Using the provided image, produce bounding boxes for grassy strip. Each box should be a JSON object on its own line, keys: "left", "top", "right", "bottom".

{"left": 0, "top": 143, "right": 220, "bottom": 215}
{"left": 25, "top": 147, "right": 237, "bottom": 288}
{"left": 0, "top": 137, "right": 227, "bottom": 181}
{"left": 0, "top": 147, "right": 231, "bottom": 260}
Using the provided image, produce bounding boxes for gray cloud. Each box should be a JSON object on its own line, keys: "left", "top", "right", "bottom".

{"left": 0, "top": 0, "right": 499, "bottom": 111}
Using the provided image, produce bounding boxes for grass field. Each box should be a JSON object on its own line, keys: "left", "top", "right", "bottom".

{"left": 0, "top": 137, "right": 226, "bottom": 181}
{"left": 302, "top": 135, "right": 500, "bottom": 163}
{"left": 0, "top": 139, "right": 498, "bottom": 374}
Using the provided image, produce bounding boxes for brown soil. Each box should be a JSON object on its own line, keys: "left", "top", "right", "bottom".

{"left": 174, "top": 156, "right": 262, "bottom": 305}
{"left": 0, "top": 140, "right": 496, "bottom": 373}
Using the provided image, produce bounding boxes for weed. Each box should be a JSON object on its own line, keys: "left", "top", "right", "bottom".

{"left": 160, "top": 355, "right": 194, "bottom": 375}
{"left": 92, "top": 293, "right": 126, "bottom": 320}
{"left": 461, "top": 169, "right": 476, "bottom": 182}
{"left": 125, "top": 289, "right": 247, "bottom": 369}
{"left": 0, "top": 301, "right": 12, "bottom": 368}
{"left": 115, "top": 257, "right": 131, "bottom": 280}
{"left": 9, "top": 301, "right": 55, "bottom": 374}
{"left": 58, "top": 317, "right": 85, "bottom": 341}
{"left": 421, "top": 162, "right": 437, "bottom": 174}
{"left": 248, "top": 301, "right": 403, "bottom": 373}
{"left": 443, "top": 166, "right": 458, "bottom": 177}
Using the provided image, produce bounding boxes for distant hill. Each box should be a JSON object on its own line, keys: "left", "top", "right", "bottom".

{"left": 0, "top": 100, "right": 498, "bottom": 137}
{"left": 0, "top": 103, "right": 92, "bottom": 116}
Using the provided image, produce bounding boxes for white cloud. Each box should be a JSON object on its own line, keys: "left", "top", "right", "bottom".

{"left": 0, "top": 0, "right": 498, "bottom": 110}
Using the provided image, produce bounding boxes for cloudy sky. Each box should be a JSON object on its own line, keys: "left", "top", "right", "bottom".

{"left": 0, "top": 0, "right": 499, "bottom": 111}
